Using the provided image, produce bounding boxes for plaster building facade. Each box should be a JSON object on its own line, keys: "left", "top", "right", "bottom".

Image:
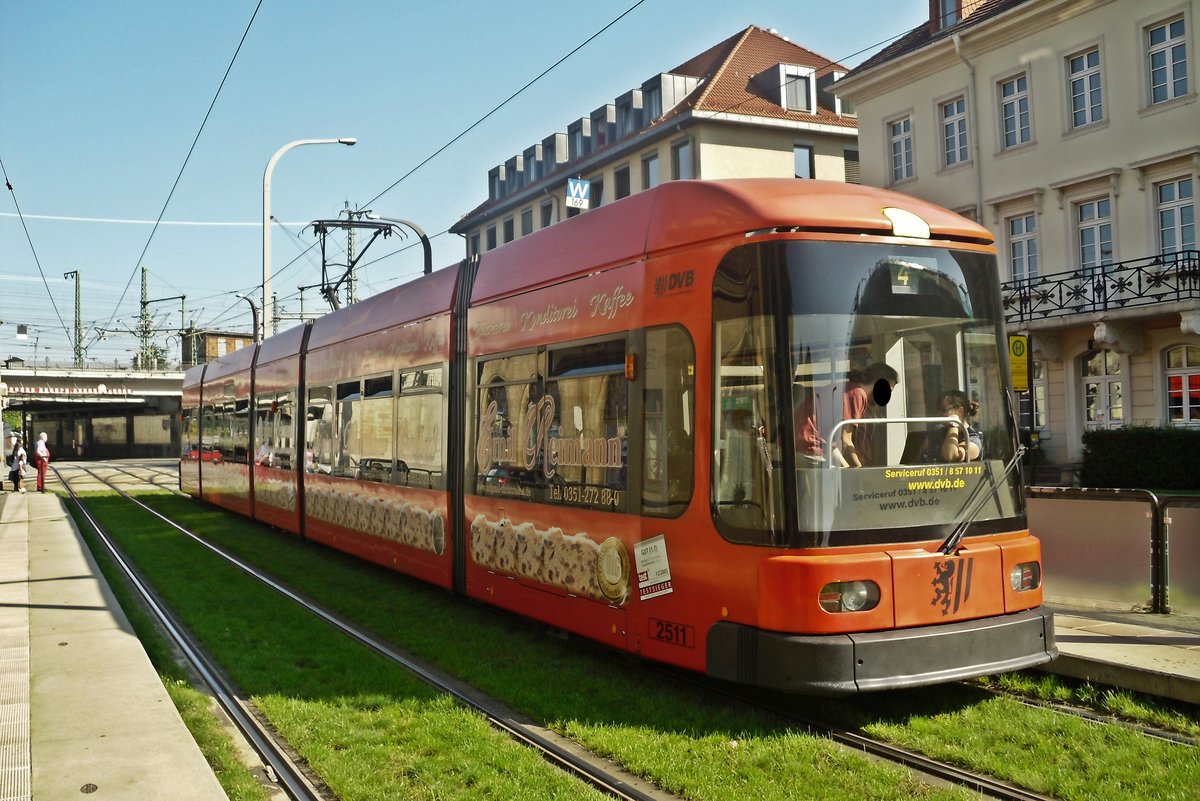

{"left": 836, "top": 0, "right": 1199, "bottom": 471}
{"left": 451, "top": 25, "right": 860, "bottom": 251}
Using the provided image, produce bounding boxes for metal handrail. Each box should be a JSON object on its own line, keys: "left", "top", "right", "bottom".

{"left": 1028, "top": 487, "right": 1200, "bottom": 613}
{"left": 1001, "top": 250, "right": 1200, "bottom": 325}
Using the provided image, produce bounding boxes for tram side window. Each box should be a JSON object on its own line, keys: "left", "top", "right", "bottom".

{"left": 306, "top": 385, "right": 334, "bottom": 474}
{"left": 359, "top": 373, "right": 395, "bottom": 484}
{"left": 713, "top": 249, "right": 787, "bottom": 539}
{"left": 335, "top": 380, "right": 362, "bottom": 478}
{"left": 396, "top": 365, "right": 444, "bottom": 489}
{"left": 219, "top": 398, "right": 250, "bottom": 463}
{"left": 272, "top": 391, "right": 296, "bottom": 470}
{"left": 475, "top": 352, "right": 542, "bottom": 498}
{"left": 182, "top": 408, "right": 198, "bottom": 459}
{"left": 642, "top": 326, "right": 695, "bottom": 517}
{"left": 546, "top": 338, "right": 628, "bottom": 509}
{"left": 201, "top": 404, "right": 218, "bottom": 460}
{"left": 254, "top": 394, "right": 273, "bottom": 466}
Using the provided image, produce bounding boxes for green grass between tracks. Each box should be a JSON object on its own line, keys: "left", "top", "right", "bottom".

{"left": 89, "top": 491, "right": 1200, "bottom": 800}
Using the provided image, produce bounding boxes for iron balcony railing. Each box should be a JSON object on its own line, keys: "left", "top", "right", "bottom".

{"left": 1001, "top": 250, "right": 1200, "bottom": 325}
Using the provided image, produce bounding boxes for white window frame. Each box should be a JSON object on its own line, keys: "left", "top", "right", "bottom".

{"left": 998, "top": 72, "right": 1033, "bottom": 151}
{"left": 778, "top": 64, "right": 816, "bottom": 113}
{"left": 1006, "top": 212, "right": 1039, "bottom": 283}
{"left": 886, "top": 114, "right": 915, "bottom": 184}
{"left": 1165, "top": 344, "right": 1200, "bottom": 427}
{"left": 1075, "top": 196, "right": 1115, "bottom": 275}
{"left": 939, "top": 94, "right": 970, "bottom": 168}
{"left": 1081, "top": 348, "right": 1124, "bottom": 431}
{"left": 1066, "top": 45, "right": 1105, "bottom": 130}
{"left": 1145, "top": 14, "right": 1191, "bottom": 107}
{"left": 1156, "top": 176, "right": 1196, "bottom": 254}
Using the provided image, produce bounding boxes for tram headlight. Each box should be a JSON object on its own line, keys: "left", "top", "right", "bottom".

{"left": 818, "top": 580, "right": 881, "bottom": 613}
{"left": 1010, "top": 562, "right": 1041, "bottom": 592}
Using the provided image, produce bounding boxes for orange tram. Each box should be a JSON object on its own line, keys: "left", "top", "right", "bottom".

{"left": 182, "top": 178, "right": 1056, "bottom": 694}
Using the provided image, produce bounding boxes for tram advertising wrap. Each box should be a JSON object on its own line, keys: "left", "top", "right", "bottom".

{"left": 182, "top": 179, "right": 1056, "bottom": 694}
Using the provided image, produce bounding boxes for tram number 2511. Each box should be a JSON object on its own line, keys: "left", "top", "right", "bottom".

{"left": 650, "top": 618, "right": 695, "bottom": 648}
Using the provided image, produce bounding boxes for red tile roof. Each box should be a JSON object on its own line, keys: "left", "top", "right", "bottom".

{"left": 657, "top": 25, "right": 856, "bottom": 130}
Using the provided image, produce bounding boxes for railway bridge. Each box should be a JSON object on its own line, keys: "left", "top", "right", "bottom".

{"left": 0, "top": 363, "right": 183, "bottom": 459}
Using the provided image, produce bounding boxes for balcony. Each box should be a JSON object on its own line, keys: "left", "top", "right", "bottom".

{"left": 1001, "top": 250, "right": 1200, "bottom": 326}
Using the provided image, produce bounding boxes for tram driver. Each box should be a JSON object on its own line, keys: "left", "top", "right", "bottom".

{"left": 935, "top": 390, "right": 982, "bottom": 462}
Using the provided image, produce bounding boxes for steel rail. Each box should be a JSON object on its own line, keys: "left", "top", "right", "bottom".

{"left": 53, "top": 465, "right": 326, "bottom": 801}
{"left": 70, "top": 463, "right": 665, "bottom": 801}
{"left": 649, "top": 664, "right": 1060, "bottom": 801}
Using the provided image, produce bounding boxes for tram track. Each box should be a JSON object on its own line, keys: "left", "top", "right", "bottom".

{"left": 54, "top": 464, "right": 326, "bottom": 801}
{"left": 57, "top": 462, "right": 1197, "bottom": 801}
{"left": 61, "top": 463, "right": 672, "bottom": 801}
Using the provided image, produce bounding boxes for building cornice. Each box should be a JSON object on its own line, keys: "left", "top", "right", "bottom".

{"left": 454, "top": 109, "right": 857, "bottom": 231}
{"left": 836, "top": 0, "right": 1118, "bottom": 104}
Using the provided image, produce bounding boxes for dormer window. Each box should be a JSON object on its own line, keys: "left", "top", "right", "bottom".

{"left": 616, "top": 89, "right": 643, "bottom": 137}
{"left": 818, "top": 71, "right": 855, "bottom": 116}
{"left": 778, "top": 64, "right": 816, "bottom": 112}
{"left": 939, "top": 0, "right": 960, "bottom": 28}
{"left": 643, "top": 85, "right": 662, "bottom": 123}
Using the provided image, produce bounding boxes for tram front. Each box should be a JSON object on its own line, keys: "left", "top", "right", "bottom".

{"left": 708, "top": 232, "right": 1056, "bottom": 694}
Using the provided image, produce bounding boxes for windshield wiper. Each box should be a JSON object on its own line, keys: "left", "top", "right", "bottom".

{"left": 938, "top": 444, "right": 1026, "bottom": 555}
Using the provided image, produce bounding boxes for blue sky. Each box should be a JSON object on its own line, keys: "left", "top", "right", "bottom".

{"left": 0, "top": 1, "right": 926, "bottom": 366}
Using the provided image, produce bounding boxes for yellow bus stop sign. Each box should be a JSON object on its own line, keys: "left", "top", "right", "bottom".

{"left": 1009, "top": 335, "right": 1029, "bottom": 391}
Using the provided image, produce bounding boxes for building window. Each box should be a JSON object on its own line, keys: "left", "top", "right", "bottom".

{"left": 1000, "top": 73, "right": 1031, "bottom": 149}
{"left": 1166, "top": 345, "right": 1200, "bottom": 426}
{"left": 1019, "top": 359, "right": 1049, "bottom": 434}
{"left": 1082, "top": 349, "right": 1122, "bottom": 430}
{"left": 615, "top": 164, "right": 631, "bottom": 199}
{"left": 794, "top": 144, "right": 814, "bottom": 179}
{"left": 785, "top": 72, "right": 812, "bottom": 112}
{"left": 941, "top": 95, "right": 969, "bottom": 167}
{"left": 1068, "top": 47, "right": 1104, "bottom": 128}
{"left": 1007, "top": 213, "right": 1038, "bottom": 282}
{"left": 888, "top": 116, "right": 914, "bottom": 183}
{"left": 540, "top": 202, "right": 553, "bottom": 228}
{"left": 671, "top": 139, "right": 693, "bottom": 180}
{"left": 469, "top": 233, "right": 480, "bottom": 256}
{"left": 643, "top": 86, "right": 662, "bottom": 122}
{"left": 591, "top": 177, "right": 604, "bottom": 209}
{"left": 939, "top": 0, "right": 960, "bottom": 27}
{"left": 503, "top": 217, "right": 514, "bottom": 244}
{"left": 520, "top": 208, "right": 533, "bottom": 237}
{"left": 486, "top": 226, "right": 497, "bottom": 251}
{"left": 1076, "top": 198, "right": 1114, "bottom": 273}
{"left": 844, "top": 147, "right": 860, "bottom": 184}
{"left": 1148, "top": 17, "right": 1189, "bottom": 104}
{"left": 642, "top": 152, "right": 659, "bottom": 190}
{"left": 1157, "top": 177, "right": 1195, "bottom": 254}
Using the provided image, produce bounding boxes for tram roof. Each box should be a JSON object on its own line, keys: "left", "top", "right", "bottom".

{"left": 471, "top": 178, "right": 993, "bottom": 304}
{"left": 306, "top": 262, "right": 459, "bottom": 352}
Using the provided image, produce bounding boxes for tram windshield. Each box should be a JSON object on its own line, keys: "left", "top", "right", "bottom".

{"left": 713, "top": 240, "right": 1022, "bottom": 548}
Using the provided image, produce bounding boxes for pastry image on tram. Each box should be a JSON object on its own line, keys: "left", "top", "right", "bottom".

{"left": 469, "top": 512, "right": 623, "bottom": 604}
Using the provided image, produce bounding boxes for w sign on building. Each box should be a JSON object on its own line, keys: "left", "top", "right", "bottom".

{"left": 566, "top": 177, "right": 591, "bottom": 209}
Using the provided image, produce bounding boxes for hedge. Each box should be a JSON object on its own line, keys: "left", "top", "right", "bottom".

{"left": 1079, "top": 427, "right": 1200, "bottom": 490}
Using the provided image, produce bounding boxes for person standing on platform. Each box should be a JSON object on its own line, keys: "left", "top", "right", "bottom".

{"left": 9, "top": 433, "right": 27, "bottom": 493}
{"left": 34, "top": 432, "right": 50, "bottom": 493}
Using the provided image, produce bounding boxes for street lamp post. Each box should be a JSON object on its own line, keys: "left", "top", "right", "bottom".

{"left": 235, "top": 294, "right": 260, "bottom": 344}
{"left": 263, "top": 137, "right": 356, "bottom": 340}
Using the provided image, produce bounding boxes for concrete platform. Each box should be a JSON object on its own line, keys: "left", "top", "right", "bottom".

{"left": 0, "top": 490, "right": 227, "bottom": 801}
{"left": 1046, "top": 603, "right": 1200, "bottom": 705}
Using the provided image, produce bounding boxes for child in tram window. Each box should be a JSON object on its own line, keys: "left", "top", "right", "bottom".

{"left": 936, "top": 390, "right": 982, "bottom": 462}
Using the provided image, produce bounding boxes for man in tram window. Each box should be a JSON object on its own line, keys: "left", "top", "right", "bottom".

{"left": 848, "top": 363, "right": 899, "bottom": 467}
